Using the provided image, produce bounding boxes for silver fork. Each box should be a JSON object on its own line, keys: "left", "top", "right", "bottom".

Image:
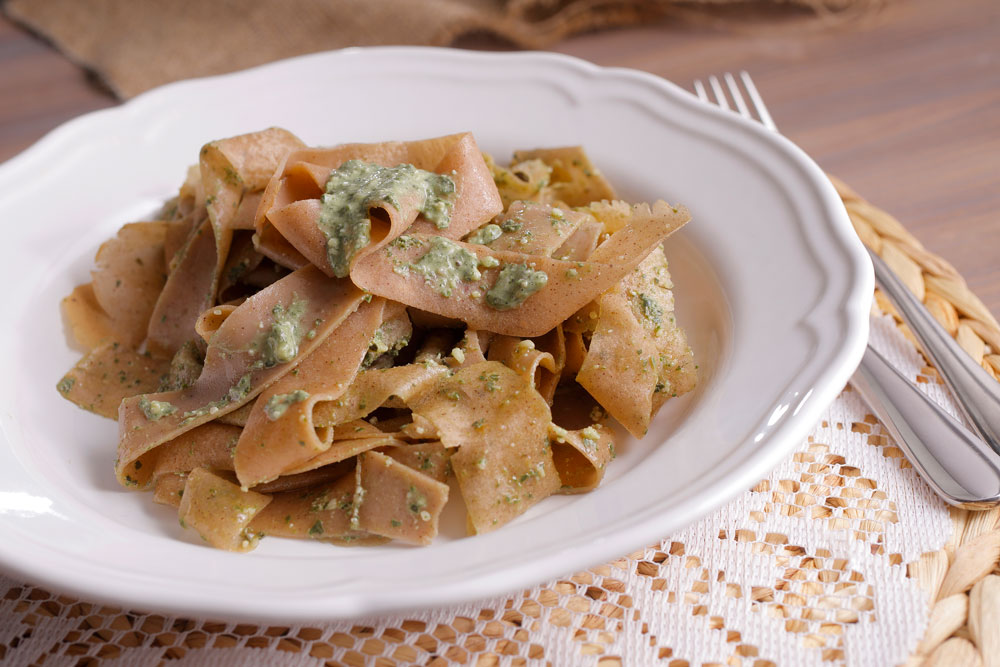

{"left": 695, "top": 72, "right": 1000, "bottom": 509}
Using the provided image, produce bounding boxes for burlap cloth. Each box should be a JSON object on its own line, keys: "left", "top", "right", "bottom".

{"left": 6, "top": 0, "right": 870, "bottom": 99}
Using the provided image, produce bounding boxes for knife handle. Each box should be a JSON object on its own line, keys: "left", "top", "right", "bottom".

{"left": 869, "top": 249, "right": 1000, "bottom": 454}
{"left": 851, "top": 345, "right": 1000, "bottom": 509}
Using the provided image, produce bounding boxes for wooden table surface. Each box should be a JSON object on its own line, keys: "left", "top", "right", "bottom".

{"left": 1, "top": 0, "right": 998, "bottom": 316}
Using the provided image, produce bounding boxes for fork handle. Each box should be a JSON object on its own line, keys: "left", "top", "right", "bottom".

{"left": 852, "top": 345, "right": 1000, "bottom": 508}
{"left": 869, "top": 248, "right": 1000, "bottom": 454}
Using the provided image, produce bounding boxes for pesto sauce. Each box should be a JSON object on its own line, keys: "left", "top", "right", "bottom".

{"left": 181, "top": 373, "right": 253, "bottom": 424}
{"left": 485, "top": 263, "right": 548, "bottom": 310}
{"left": 159, "top": 340, "right": 204, "bottom": 392}
{"left": 362, "top": 325, "right": 410, "bottom": 368}
{"left": 363, "top": 328, "right": 390, "bottom": 368}
{"left": 406, "top": 484, "right": 431, "bottom": 521}
{"left": 409, "top": 236, "right": 481, "bottom": 297}
{"left": 466, "top": 224, "right": 502, "bottom": 245}
{"left": 499, "top": 218, "right": 522, "bottom": 232}
{"left": 318, "top": 160, "right": 456, "bottom": 277}
{"left": 497, "top": 218, "right": 535, "bottom": 248}
{"left": 229, "top": 374, "right": 253, "bottom": 402}
{"left": 390, "top": 235, "right": 423, "bottom": 250}
{"left": 264, "top": 390, "right": 310, "bottom": 420}
{"left": 549, "top": 207, "right": 570, "bottom": 226}
{"left": 635, "top": 293, "right": 664, "bottom": 328}
{"left": 139, "top": 397, "right": 177, "bottom": 421}
{"left": 178, "top": 298, "right": 308, "bottom": 425}
{"left": 258, "top": 299, "right": 308, "bottom": 368}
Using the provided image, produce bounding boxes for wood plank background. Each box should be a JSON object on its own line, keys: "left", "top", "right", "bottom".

{"left": 1, "top": 0, "right": 997, "bottom": 315}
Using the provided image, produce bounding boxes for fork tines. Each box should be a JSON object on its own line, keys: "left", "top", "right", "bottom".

{"left": 694, "top": 71, "right": 776, "bottom": 131}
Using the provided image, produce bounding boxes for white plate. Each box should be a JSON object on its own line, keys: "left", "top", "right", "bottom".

{"left": 0, "top": 48, "right": 871, "bottom": 622}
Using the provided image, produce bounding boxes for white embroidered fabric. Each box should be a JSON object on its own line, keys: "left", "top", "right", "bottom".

{"left": 0, "top": 314, "right": 952, "bottom": 666}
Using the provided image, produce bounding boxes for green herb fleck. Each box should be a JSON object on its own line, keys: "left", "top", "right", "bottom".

{"left": 406, "top": 485, "right": 428, "bottom": 514}
{"left": 479, "top": 372, "right": 501, "bottom": 392}
{"left": 635, "top": 293, "right": 664, "bottom": 328}
{"left": 223, "top": 166, "right": 242, "bottom": 187}
{"left": 499, "top": 218, "right": 522, "bottom": 233}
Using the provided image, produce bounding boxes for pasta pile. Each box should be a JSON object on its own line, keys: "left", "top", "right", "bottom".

{"left": 57, "top": 129, "right": 697, "bottom": 551}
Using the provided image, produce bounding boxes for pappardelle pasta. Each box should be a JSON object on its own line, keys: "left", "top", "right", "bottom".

{"left": 57, "top": 129, "right": 697, "bottom": 551}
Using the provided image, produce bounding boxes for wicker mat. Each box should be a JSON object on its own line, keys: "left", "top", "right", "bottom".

{"left": 1, "top": 181, "right": 997, "bottom": 666}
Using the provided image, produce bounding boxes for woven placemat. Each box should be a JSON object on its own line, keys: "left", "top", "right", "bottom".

{"left": 0, "top": 180, "right": 996, "bottom": 666}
